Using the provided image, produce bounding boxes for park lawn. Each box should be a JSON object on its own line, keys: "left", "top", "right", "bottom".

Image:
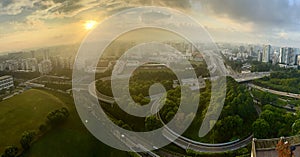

{"left": 25, "top": 128, "right": 129, "bottom": 157}
{"left": 25, "top": 89, "right": 129, "bottom": 157}
{"left": 0, "top": 89, "right": 65, "bottom": 152}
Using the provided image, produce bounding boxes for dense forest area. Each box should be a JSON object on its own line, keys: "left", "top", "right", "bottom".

{"left": 252, "top": 105, "right": 300, "bottom": 138}
{"left": 97, "top": 72, "right": 258, "bottom": 143}
{"left": 181, "top": 77, "right": 257, "bottom": 143}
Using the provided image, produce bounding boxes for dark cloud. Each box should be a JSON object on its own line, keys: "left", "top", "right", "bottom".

{"left": 0, "top": 0, "right": 39, "bottom": 16}
{"left": 157, "top": 0, "right": 191, "bottom": 9}
{"left": 0, "top": 0, "right": 12, "bottom": 7}
{"left": 39, "top": 0, "right": 83, "bottom": 13}
{"left": 200, "top": 0, "right": 300, "bottom": 29}
{"left": 111, "top": 0, "right": 191, "bottom": 10}
{"left": 56, "top": 3, "right": 83, "bottom": 13}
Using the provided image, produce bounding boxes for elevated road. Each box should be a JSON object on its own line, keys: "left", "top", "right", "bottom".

{"left": 163, "top": 129, "right": 253, "bottom": 153}
{"left": 232, "top": 72, "right": 270, "bottom": 83}
{"left": 88, "top": 81, "right": 115, "bottom": 104}
{"left": 249, "top": 83, "right": 300, "bottom": 99}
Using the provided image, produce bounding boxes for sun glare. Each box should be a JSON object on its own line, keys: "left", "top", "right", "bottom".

{"left": 84, "top": 20, "right": 97, "bottom": 30}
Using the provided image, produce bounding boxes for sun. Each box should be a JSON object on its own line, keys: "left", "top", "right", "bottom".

{"left": 84, "top": 20, "right": 97, "bottom": 30}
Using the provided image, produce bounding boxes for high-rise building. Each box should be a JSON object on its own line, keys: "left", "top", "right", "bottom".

{"left": 279, "top": 47, "right": 295, "bottom": 65}
{"left": 250, "top": 47, "right": 254, "bottom": 57}
{"left": 262, "top": 45, "right": 271, "bottom": 63}
{"left": 297, "top": 55, "right": 300, "bottom": 66}
{"left": 257, "top": 51, "right": 263, "bottom": 62}
{"left": 279, "top": 47, "right": 287, "bottom": 64}
{"left": 272, "top": 50, "right": 279, "bottom": 64}
{"left": 287, "top": 48, "right": 295, "bottom": 65}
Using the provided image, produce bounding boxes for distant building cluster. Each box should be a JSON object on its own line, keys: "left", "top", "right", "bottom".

{"left": 220, "top": 43, "right": 300, "bottom": 69}
{"left": 50, "top": 56, "right": 74, "bottom": 70}
{"left": 221, "top": 44, "right": 257, "bottom": 61}
{"left": 258, "top": 45, "right": 300, "bottom": 68}
{"left": 0, "top": 51, "right": 74, "bottom": 75}
{"left": 0, "top": 58, "right": 38, "bottom": 72}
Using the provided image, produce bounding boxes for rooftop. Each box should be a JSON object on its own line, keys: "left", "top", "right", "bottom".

{"left": 256, "top": 148, "right": 300, "bottom": 157}
{"left": 0, "top": 75, "right": 12, "bottom": 80}
{"left": 252, "top": 135, "right": 300, "bottom": 157}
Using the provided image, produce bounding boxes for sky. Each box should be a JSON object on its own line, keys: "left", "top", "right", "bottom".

{"left": 1, "top": 0, "right": 300, "bottom": 53}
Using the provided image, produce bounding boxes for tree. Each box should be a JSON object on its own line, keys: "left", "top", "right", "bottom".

{"left": 39, "top": 124, "right": 47, "bottom": 133}
{"left": 20, "top": 131, "right": 36, "bottom": 150}
{"left": 46, "top": 108, "right": 69, "bottom": 126}
{"left": 60, "top": 107, "right": 69, "bottom": 117}
{"left": 259, "top": 109, "right": 282, "bottom": 136}
{"left": 215, "top": 115, "right": 243, "bottom": 141}
{"left": 260, "top": 110, "right": 277, "bottom": 123}
{"left": 252, "top": 119, "right": 270, "bottom": 138}
{"left": 165, "top": 111, "right": 175, "bottom": 122}
{"left": 121, "top": 124, "right": 132, "bottom": 131}
{"left": 145, "top": 116, "right": 162, "bottom": 131}
{"left": 183, "top": 113, "right": 195, "bottom": 126}
{"left": 1, "top": 146, "right": 18, "bottom": 157}
{"left": 292, "top": 119, "right": 300, "bottom": 134}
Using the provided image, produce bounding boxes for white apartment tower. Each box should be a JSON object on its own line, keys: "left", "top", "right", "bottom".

{"left": 262, "top": 45, "right": 271, "bottom": 63}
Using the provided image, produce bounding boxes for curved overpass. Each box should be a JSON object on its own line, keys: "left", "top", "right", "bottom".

{"left": 249, "top": 83, "right": 300, "bottom": 99}
{"left": 88, "top": 78, "right": 254, "bottom": 153}
{"left": 89, "top": 81, "right": 115, "bottom": 104}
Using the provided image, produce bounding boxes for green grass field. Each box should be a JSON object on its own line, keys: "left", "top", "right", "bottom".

{"left": 24, "top": 89, "right": 129, "bottom": 157}
{"left": 0, "top": 89, "right": 129, "bottom": 156}
{"left": 0, "top": 89, "right": 65, "bottom": 152}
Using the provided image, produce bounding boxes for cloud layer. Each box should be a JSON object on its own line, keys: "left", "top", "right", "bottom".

{"left": 200, "top": 0, "right": 300, "bottom": 30}
{"left": 2, "top": 0, "right": 300, "bottom": 51}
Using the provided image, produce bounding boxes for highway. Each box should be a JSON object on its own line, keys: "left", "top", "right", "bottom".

{"left": 248, "top": 83, "right": 300, "bottom": 99}
{"left": 88, "top": 81, "right": 115, "bottom": 104}
{"left": 163, "top": 129, "right": 253, "bottom": 153}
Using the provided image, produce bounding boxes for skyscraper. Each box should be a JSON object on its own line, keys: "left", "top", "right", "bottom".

{"left": 272, "top": 50, "right": 279, "bottom": 64}
{"left": 279, "top": 47, "right": 287, "bottom": 64}
{"left": 287, "top": 48, "right": 295, "bottom": 65}
{"left": 262, "top": 45, "right": 271, "bottom": 63}
{"left": 257, "top": 51, "right": 263, "bottom": 62}
{"left": 279, "top": 47, "right": 295, "bottom": 65}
